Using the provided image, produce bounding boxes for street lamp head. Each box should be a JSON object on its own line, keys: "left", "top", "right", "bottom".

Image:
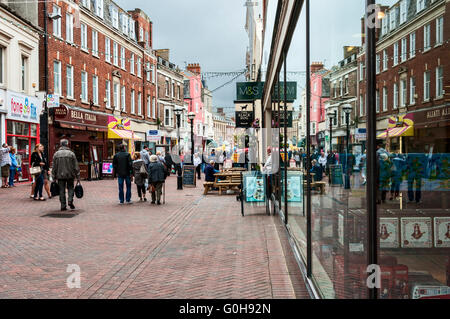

{"left": 174, "top": 106, "right": 183, "bottom": 115}
{"left": 188, "top": 112, "right": 196, "bottom": 121}
{"left": 327, "top": 110, "right": 336, "bottom": 119}
{"left": 342, "top": 104, "right": 353, "bottom": 114}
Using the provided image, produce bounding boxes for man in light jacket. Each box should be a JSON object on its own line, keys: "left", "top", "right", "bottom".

{"left": 52, "top": 139, "right": 80, "bottom": 211}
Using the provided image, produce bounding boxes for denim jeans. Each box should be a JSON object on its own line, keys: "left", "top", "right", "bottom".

{"left": 407, "top": 177, "right": 422, "bottom": 203}
{"left": 34, "top": 173, "right": 44, "bottom": 198}
{"left": 9, "top": 168, "right": 15, "bottom": 186}
{"left": 118, "top": 176, "right": 132, "bottom": 203}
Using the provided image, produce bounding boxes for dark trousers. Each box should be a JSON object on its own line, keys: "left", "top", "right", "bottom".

{"left": 34, "top": 173, "right": 44, "bottom": 198}
{"left": 196, "top": 165, "right": 201, "bottom": 179}
{"left": 58, "top": 179, "right": 74, "bottom": 208}
{"left": 407, "top": 177, "right": 422, "bottom": 203}
{"left": 136, "top": 184, "right": 146, "bottom": 198}
{"left": 9, "top": 168, "right": 15, "bottom": 186}
{"left": 118, "top": 176, "right": 132, "bottom": 203}
{"left": 151, "top": 182, "right": 163, "bottom": 202}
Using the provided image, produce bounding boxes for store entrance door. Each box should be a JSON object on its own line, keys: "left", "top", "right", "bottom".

{"left": 72, "top": 142, "right": 90, "bottom": 180}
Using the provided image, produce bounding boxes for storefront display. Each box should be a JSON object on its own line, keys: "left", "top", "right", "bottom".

{"left": 243, "top": 171, "right": 265, "bottom": 202}
{"left": 5, "top": 90, "right": 42, "bottom": 182}
{"left": 51, "top": 105, "right": 108, "bottom": 180}
{"left": 107, "top": 116, "right": 142, "bottom": 159}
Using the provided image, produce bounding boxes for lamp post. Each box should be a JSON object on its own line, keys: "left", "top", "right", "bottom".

{"left": 343, "top": 104, "right": 353, "bottom": 190}
{"left": 327, "top": 110, "right": 336, "bottom": 185}
{"left": 188, "top": 112, "right": 196, "bottom": 164}
{"left": 174, "top": 106, "right": 184, "bottom": 190}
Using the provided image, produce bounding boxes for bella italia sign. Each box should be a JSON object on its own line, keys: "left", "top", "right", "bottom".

{"left": 236, "top": 82, "right": 297, "bottom": 101}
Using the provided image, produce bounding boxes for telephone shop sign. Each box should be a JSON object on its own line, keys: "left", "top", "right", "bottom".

{"left": 6, "top": 90, "right": 42, "bottom": 124}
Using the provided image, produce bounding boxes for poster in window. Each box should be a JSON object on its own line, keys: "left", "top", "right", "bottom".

{"left": 434, "top": 217, "right": 450, "bottom": 248}
{"left": 380, "top": 218, "right": 399, "bottom": 248}
{"left": 401, "top": 217, "right": 432, "bottom": 248}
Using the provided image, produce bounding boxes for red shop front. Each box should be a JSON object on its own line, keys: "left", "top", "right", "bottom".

{"left": 5, "top": 90, "right": 43, "bottom": 182}
{"left": 49, "top": 105, "right": 109, "bottom": 180}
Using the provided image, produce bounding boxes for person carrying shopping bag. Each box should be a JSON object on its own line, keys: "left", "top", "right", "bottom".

{"left": 148, "top": 155, "right": 166, "bottom": 205}
{"left": 30, "top": 144, "right": 49, "bottom": 201}
{"left": 132, "top": 152, "right": 148, "bottom": 202}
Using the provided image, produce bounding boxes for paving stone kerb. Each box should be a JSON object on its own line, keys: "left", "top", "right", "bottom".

{"left": 0, "top": 176, "right": 309, "bottom": 299}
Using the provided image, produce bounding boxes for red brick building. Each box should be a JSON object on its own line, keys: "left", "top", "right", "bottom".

{"left": 38, "top": 0, "right": 157, "bottom": 178}
{"left": 358, "top": 0, "right": 450, "bottom": 154}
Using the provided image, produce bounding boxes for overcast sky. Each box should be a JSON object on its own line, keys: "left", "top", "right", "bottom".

{"left": 117, "top": 0, "right": 397, "bottom": 114}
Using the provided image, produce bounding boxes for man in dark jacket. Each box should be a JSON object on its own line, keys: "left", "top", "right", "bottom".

{"left": 164, "top": 152, "right": 174, "bottom": 176}
{"left": 52, "top": 139, "right": 80, "bottom": 211}
{"left": 204, "top": 160, "right": 219, "bottom": 182}
{"left": 148, "top": 155, "right": 166, "bottom": 205}
{"left": 113, "top": 144, "right": 133, "bottom": 204}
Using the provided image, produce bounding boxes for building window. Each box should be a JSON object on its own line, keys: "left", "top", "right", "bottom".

{"left": 401, "top": 37, "right": 407, "bottom": 62}
{"left": 21, "top": 56, "right": 27, "bottom": 92}
{"left": 121, "top": 86, "right": 126, "bottom": 112}
{"left": 138, "top": 92, "right": 142, "bottom": 115}
{"left": 152, "top": 65, "right": 156, "bottom": 83}
{"left": 105, "top": 37, "right": 110, "bottom": 62}
{"left": 129, "top": 16, "right": 135, "bottom": 40}
{"left": 383, "top": 87, "right": 388, "bottom": 111}
{"left": 113, "top": 83, "right": 119, "bottom": 110}
{"left": 146, "top": 62, "right": 150, "bottom": 81}
{"left": 81, "top": 71, "right": 88, "bottom": 102}
{"left": 92, "top": 75, "right": 98, "bottom": 105}
{"left": 111, "top": 6, "right": 119, "bottom": 29}
{"left": 376, "top": 90, "right": 380, "bottom": 113}
{"left": 147, "top": 95, "right": 150, "bottom": 117}
{"left": 436, "top": 16, "right": 444, "bottom": 45}
{"left": 94, "top": 0, "right": 104, "bottom": 19}
{"left": 195, "top": 102, "right": 198, "bottom": 113}
{"left": 66, "top": 13, "right": 73, "bottom": 43}
{"left": 381, "top": 13, "right": 388, "bottom": 35}
{"left": 410, "top": 32, "right": 416, "bottom": 58}
{"left": 400, "top": 79, "right": 407, "bottom": 107}
{"left": 121, "top": 47, "right": 126, "bottom": 69}
{"left": 92, "top": 30, "right": 98, "bottom": 56}
{"left": 339, "top": 79, "right": 343, "bottom": 96}
{"left": 359, "top": 95, "right": 364, "bottom": 116}
{"left": 80, "top": 23, "right": 87, "bottom": 50}
{"left": 172, "top": 82, "right": 175, "bottom": 98}
{"left": 131, "top": 90, "right": 135, "bottom": 113}
{"left": 113, "top": 42, "right": 118, "bottom": 66}
{"left": 400, "top": 0, "right": 407, "bottom": 24}
{"left": 139, "top": 27, "right": 144, "bottom": 42}
{"left": 0, "top": 46, "right": 3, "bottom": 85}
{"left": 53, "top": 61, "right": 61, "bottom": 95}
{"left": 152, "top": 97, "right": 156, "bottom": 118}
{"left": 52, "top": 5, "right": 61, "bottom": 37}
{"left": 424, "top": 23, "right": 431, "bottom": 51}
{"left": 424, "top": 71, "right": 430, "bottom": 101}
{"left": 165, "top": 107, "right": 172, "bottom": 127}
{"left": 410, "top": 77, "right": 416, "bottom": 105}
{"left": 389, "top": 8, "right": 397, "bottom": 31}
{"left": 376, "top": 54, "right": 380, "bottom": 74}
{"left": 436, "top": 66, "right": 444, "bottom": 98}
{"left": 66, "top": 65, "right": 73, "bottom": 98}
{"left": 393, "top": 42, "right": 399, "bottom": 66}
{"left": 417, "top": 0, "right": 425, "bottom": 13}
{"left": 178, "top": 84, "right": 181, "bottom": 100}
{"left": 383, "top": 50, "right": 388, "bottom": 71}
{"left": 393, "top": 83, "right": 398, "bottom": 109}
{"left": 137, "top": 57, "right": 141, "bottom": 77}
{"left": 130, "top": 53, "right": 135, "bottom": 74}
{"left": 105, "top": 80, "right": 111, "bottom": 108}
{"left": 165, "top": 79, "right": 169, "bottom": 96}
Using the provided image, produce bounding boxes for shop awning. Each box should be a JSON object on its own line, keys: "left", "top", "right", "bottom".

{"left": 108, "top": 128, "right": 143, "bottom": 140}
{"left": 377, "top": 126, "right": 414, "bottom": 138}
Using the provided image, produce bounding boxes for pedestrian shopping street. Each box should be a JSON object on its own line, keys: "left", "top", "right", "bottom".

{"left": 0, "top": 176, "right": 308, "bottom": 299}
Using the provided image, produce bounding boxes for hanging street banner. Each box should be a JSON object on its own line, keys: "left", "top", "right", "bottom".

{"left": 236, "top": 82, "right": 297, "bottom": 101}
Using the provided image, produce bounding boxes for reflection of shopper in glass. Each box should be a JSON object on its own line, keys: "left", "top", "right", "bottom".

{"left": 318, "top": 150, "right": 327, "bottom": 174}
{"left": 193, "top": 153, "right": 202, "bottom": 180}
{"left": 311, "top": 159, "right": 323, "bottom": 182}
{"left": 390, "top": 153, "right": 405, "bottom": 200}
{"left": 378, "top": 153, "right": 391, "bottom": 203}
{"left": 406, "top": 153, "right": 426, "bottom": 204}
{"left": 262, "top": 147, "right": 273, "bottom": 200}
{"left": 360, "top": 150, "right": 367, "bottom": 185}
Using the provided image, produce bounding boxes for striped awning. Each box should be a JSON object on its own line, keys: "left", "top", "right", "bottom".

{"left": 376, "top": 125, "right": 414, "bottom": 139}
{"left": 108, "top": 128, "right": 143, "bottom": 140}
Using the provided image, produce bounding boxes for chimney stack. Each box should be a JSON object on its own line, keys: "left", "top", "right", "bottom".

{"left": 187, "top": 63, "right": 201, "bottom": 75}
{"left": 310, "top": 62, "right": 324, "bottom": 74}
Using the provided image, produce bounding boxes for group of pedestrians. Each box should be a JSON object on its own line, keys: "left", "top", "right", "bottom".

{"left": 113, "top": 144, "right": 167, "bottom": 205}
{"left": 1, "top": 143, "right": 18, "bottom": 188}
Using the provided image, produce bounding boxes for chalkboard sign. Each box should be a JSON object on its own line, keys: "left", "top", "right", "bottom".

{"left": 182, "top": 165, "right": 196, "bottom": 187}
{"left": 330, "top": 164, "right": 344, "bottom": 186}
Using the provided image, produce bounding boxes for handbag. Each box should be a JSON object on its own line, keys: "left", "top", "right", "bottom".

{"left": 139, "top": 163, "right": 148, "bottom": 177}
{"left": 50, "top": 181, "right": 60, "bottom": 197}
{"left": 30, "top": 166, "right": 41, "bottom": 176}
{"left": 74, "top": 181, "right": 84, "bottom": 199}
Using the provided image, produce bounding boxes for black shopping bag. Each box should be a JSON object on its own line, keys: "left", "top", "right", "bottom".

{"left": 50, "top": 181, "right": 60, "bottom": 197}
{"left": 74, "top": 181, "right": 84, "bottom": 199}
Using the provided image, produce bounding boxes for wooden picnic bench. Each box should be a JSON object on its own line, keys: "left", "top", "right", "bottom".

{"left": 203, "top": 172, "right": 243, "bottom": 195}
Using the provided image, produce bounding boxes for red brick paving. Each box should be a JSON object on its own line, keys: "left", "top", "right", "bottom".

{"left": 0, "top": 176, "right": 310, "bottom": 299}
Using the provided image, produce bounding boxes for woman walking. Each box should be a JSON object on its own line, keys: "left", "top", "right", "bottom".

{"left": 132, "top": 152, "right": 148, "bottom": 202}
{"left": 9, "top": 147, "right": 18, "bottom": 187}
{"left": 30, "top": 144, "right": 49, "bottom": 201}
